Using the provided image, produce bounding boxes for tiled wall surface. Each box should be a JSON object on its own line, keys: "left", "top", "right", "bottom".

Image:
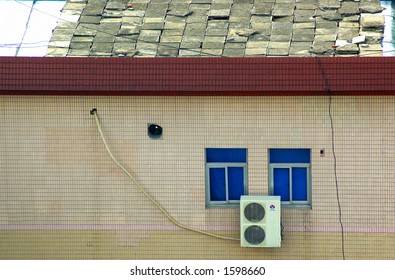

{"left": 1, "top": 95, "right": 394, "bottom": 259}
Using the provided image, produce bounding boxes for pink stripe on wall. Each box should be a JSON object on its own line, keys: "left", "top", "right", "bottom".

{"left": 286, "top": 226, "right": 395, "bottom": 233}
{"left": 1, "top": 224, "right": 395, "bottom": 233}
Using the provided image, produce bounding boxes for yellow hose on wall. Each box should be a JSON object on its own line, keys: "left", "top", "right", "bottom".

{"left": 91, "top": 109, "right": 240, "bottom": 241}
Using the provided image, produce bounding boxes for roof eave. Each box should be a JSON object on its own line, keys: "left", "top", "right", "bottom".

{"left": 1, "top": 57, "right": 394, "bottom": 96}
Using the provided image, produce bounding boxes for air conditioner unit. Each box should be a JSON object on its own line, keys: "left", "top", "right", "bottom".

{"left": 240, "top": 195, "right": 281, "bottom": 248}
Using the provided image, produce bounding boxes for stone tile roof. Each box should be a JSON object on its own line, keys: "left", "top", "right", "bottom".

{"left": 46, "top": 0, "right": 386, "bottom": 57}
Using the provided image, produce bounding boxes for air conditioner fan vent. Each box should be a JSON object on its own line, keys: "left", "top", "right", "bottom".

{"left": 244, "top": 225, "right": 265, "bottom": 245}
{"left": 244, "top": 202, "right": 265, "bottom": 222}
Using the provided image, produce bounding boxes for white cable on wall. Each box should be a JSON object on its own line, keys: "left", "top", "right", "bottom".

{"left": 91, "top": 109, "right": 240, "bottom": 242}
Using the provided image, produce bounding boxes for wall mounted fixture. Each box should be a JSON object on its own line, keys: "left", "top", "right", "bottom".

{"left": 148, "top": 123, "right": 163, "bottom": 139}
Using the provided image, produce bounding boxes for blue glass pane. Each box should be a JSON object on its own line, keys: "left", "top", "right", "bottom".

{"left": 292, "top": 167, "right": 308, "bottom": 201}
{"left": 273, "top": 168, "right": 290, "bottom": 201}
{"left": 206, "top": 148, "right": 247, "bottom": 163}
{"left": 269, "top": 149, "right": 310, "bottom": 163}
{"left": 209, "top": 168, "right": 226, "bottom": 201}
{"left": 228, "top": 167, "right": 244, "bottom": 200}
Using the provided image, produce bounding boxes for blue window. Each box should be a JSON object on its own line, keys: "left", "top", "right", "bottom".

{"left": 269, "top": 149, "right": 311, "bottom": 208}
{"left": 205, "top": 148, "right": 247, "bottom": 207}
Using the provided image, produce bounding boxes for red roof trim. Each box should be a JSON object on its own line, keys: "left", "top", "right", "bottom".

{"left": 1, "top": 57, "right": 395, "bottom": 96}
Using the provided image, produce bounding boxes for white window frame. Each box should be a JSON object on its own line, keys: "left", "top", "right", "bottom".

{"left": 205, "top": 162, "right": 248, "bottom": 207}
{"left": 269, "top": 163, "right": 311, "bottom": 209}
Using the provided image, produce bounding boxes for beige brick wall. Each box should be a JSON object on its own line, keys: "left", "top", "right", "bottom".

{"left": 1, "top": 95, "right": 394, "bottom": 259}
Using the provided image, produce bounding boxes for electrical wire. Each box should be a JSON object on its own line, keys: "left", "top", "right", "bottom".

{"left": 90, "top": 109, "right": 240, "bottom": 242}
{"left": 328, "top": 89, "right": 346, "bottom": 261}
{"left": 316, "top": 58, "right": 346, "bottom": 260}
{"left": 0, "top": 42, "right": 51, "bottom": 48}
{"left": 15, "top": 0, "right": 37, "bottom": 56}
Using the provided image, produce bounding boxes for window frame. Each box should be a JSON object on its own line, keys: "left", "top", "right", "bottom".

{"left": 269, "top": 163, "right": 311, "bottom": 208}
{"left": 268, "top": 149, "right": 312, "bottom": 209}
{"left": 205, "top": 149, "right": 248, "bottom": 207}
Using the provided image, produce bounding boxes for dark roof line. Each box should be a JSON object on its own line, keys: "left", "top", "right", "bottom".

{"left": 1, "top": 57, "right": 395, "bottom": 95}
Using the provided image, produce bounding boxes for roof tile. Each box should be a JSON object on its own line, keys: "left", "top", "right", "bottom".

{"left": 46, "top": 0, "right": 386, "bottom": 57}
{"left": 1, "top": 57, "right": 395, "bottom": 95}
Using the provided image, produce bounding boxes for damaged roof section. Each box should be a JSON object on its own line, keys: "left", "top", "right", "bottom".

{"left": 47, "top": 0, "right": 386, "bottom": 57}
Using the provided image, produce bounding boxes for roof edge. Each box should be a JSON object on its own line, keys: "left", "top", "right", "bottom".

{"left": 1, "top": 57, "right": 394, "bottom": 96}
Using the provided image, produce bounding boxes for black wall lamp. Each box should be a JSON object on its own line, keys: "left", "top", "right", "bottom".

{"left": 148, "top": 123, "right": 163, "bottom": 139}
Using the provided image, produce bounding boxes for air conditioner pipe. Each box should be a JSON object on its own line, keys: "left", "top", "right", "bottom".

{"left": 91, "top": 109, "right": 240, "bottom": 242}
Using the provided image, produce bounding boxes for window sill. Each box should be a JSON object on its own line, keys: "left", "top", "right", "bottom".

{"left": 281, "top": 204, "right": 312, "bottom": 210}
{"left": 205, "top": 204, "right": 240, "bottom": 209}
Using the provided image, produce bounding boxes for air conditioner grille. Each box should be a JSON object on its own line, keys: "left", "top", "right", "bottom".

{"left": 244, "top": 225, "right": 265, "bottom": 245}
{"left": 244, "top": 202, "right": 265, "bottom": 222}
